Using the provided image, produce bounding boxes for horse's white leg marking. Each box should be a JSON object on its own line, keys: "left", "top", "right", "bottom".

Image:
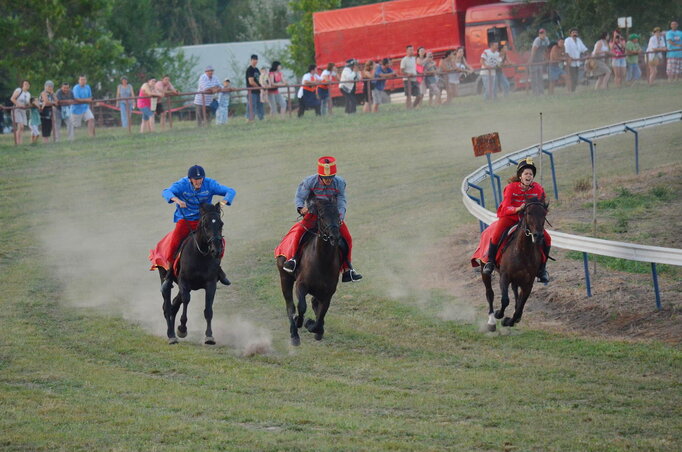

{"left": 488, "top": 313, "right": 496, "bottom": 326}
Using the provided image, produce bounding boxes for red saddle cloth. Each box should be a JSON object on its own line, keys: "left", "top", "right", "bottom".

{"left": 470, "top": 224, "right": 545, "bottom": 268}
{"left": 149, "top": 231, "right": 225, "bottom": 275}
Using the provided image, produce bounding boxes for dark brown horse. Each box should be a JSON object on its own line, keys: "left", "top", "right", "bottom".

{"left": 276, "top": 197, "right": 341, "bottom": 346}
{"left": 159, "top": 203, "right": 225, "bottom": 345}
{"left": 482, "top": 200, "right": 548, "bottom": 331}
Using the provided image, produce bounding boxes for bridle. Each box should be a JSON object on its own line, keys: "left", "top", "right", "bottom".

{"left": 522, "top": 200, "right": 548, "bottom": 244}
{"left": 195, "top": 210, "right": 224, "bottom": 256}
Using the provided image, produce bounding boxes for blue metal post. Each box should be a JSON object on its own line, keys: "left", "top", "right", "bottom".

{"left": 486, "top": 153, "right": 500, "bottom": 208}
{"left": 651, "top": 263, "right": 662, "bottom": 310}
{"left": 624, "top": 126, "right": 639, "bottom": 175}
{"left": 493, "top": 173, "right": 503, "bottom": 204}
{"left": 467, "top": 183, "right": 487, "bottom": 232}
{"left": 582, "top": 252, "right": 592, "bottom": 297}
{"left": 542, "top": 150, "right": 559, "bottom": 201}
{"left": 578, "top": 136, "right": 595, "bottom": 169}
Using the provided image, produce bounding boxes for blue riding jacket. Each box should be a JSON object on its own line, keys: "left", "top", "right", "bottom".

{"left": 162, "top": 177, "right": 236, "bottom": 222}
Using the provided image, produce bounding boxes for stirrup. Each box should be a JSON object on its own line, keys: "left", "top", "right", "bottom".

{"left": 342, "top": 269, "right": 362, "bottom": 282}
{"left": 482, "top": 261, "right": 495, "bottom": 275}
{"left": 283, "top": 259, "right": 296, "bottom": 273}
{"left": 537, "top": 270, "right": 550, "bottom": 284}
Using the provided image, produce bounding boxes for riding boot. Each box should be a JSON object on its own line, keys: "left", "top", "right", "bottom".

{"left": 342, "top": 265, "right": 363, "bottom": 282}
{"left": 217, "top": 266, "right": 231, "bottom": 286}
{"left": 282, "top": 258, "right": 296, "bottom": 273}
{"left": 482, "top": 242, "right": 499, "bottom": 275}
{"left": 537, "top": 245, "right": 550, "bottom": 284}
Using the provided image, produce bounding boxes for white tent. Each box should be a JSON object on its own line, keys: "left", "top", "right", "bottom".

{"left": 176, "top": 39, "right": 294, "bottom": 91}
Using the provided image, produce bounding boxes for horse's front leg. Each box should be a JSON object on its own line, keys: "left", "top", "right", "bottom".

{"left": 295, "top": 283, "right": 308, "bottom": 330}
{"left": 177, "top": 299, "right": 189, "bottom": 338}
{"left": 305, "top": 296, "right": 330, "bottom": 341}
{"left": 482, "top": 271, "right": 496, "bottom": 332}
{"left": 203, "top": 281, "right": 217, "bottom": 345}
{"left": 495, "top": 273, "right": 511, "bottom": 321}
{"left": 162, "top": 284, "right": 176, "bottom": 344}
{"left": 506, "top": 282, "right": 534, "bottom": 327}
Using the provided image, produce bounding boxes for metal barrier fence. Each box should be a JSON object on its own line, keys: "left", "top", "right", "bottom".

{"left": 461, "top": 110, "right": 682, "bottom": 308}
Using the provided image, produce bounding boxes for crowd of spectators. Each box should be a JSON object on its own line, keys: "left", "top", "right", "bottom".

{"left": 3, "top": 20, "right": 680, "bottom": 143}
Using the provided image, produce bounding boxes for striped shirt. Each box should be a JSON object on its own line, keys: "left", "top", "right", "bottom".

{"left": 295, "top": 174, "right": 347, "bottom": 220}
{"left": 193, "top": 73, "right": 221, "bottom": 106}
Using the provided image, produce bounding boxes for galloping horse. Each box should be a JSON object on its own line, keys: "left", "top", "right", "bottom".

{"left": 482, "top": 200, "right": 549, "bottom": 331}
{"left": 276, "top": 197, "right": 341, "bottom": 346}
{"left": 159, "top": 203, "right": 225, "bottom": 344}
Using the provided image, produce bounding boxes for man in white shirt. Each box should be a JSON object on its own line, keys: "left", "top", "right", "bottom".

{"left": 564, "top": 28, "right": 589, "bottom": 92}
{"left": 194, "top": 65, "right": 221, "bottom": 127}
{"left": 400, "top": 45, "right": 421, "bottom": 109}
{"left": 480, "top": 42, "right": 501, "bottom": 100}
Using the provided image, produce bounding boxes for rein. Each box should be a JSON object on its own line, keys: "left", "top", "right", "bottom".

{"left": 194, "top": 211, "right": 223, "bottom": 256}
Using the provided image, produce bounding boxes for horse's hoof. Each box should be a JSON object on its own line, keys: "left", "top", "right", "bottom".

{"left": 204, "top": 336, "right": 216, "bottom": 345}
{"left": 487, "top": 323, "right": 497, "bottom": 332}
{"left": 177, "top": 327, "right": 187, "bottom": 338}
{"left": 304, "top": 318, "right": 316, "bottom": 332}
{"left": 291, "top": 336, "right": 301, "bottom": 347}
{"left": 314, "top": 333, "right": 324, "bottom": 341}
{"left": 494, "top": 310, "right": 504, "bottom": 319}
{"left": 502, "top": 317, "right": 514, "bottom": 327}
{"left": 168, "top": 337, "right": 179, "bottom": 345}
{"left": 294, "top": 315, "right": 304, "bottom": 329}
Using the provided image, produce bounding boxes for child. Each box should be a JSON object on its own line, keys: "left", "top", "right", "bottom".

{"left": 259, "top": 66, "right": 271, "bottom": 114}
{"left": 216, "top": 79, "right": 230, "bottom": 125}
{"left": 29, "top": 97, "right": 41, "bottom": 144}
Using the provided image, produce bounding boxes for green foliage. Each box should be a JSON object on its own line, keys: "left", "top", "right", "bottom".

{"left": 286, "top": 0, "right": 341, "bottom": 75}
{"left": 565, "top": 251, "right": 678, "bottom": 277}
{"left": 597, "top": 186, "right": 673, "bottom": 210}
{"left": 547, "top": 0, "right": 682, "bottom": 44}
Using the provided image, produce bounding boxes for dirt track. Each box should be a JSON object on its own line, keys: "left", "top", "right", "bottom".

{"left": 447, "top": 165, "right": 682, "bottom": 344}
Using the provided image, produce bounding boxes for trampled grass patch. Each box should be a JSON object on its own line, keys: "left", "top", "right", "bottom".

{"left": 1, "top": 83, "right": 681, "bottom": 450}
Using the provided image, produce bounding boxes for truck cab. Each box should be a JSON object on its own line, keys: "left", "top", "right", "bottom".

{"left": 465, "top": 1, "right": 560, "bottom": 90}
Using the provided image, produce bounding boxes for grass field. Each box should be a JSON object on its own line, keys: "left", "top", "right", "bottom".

{"left": 1, "top": 84, "right": 681, "bottom": 451}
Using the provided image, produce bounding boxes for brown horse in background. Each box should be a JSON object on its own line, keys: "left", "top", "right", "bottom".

{"left": 276, "top": 197, "right": 341, "bottom": 346}
{"left": 482, "top": 200, "right": 549, "bottom": 331}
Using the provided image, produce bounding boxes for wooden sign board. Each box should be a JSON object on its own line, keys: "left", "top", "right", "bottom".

{"left": 471, "top": 132, "right": 502, "bottom": 157}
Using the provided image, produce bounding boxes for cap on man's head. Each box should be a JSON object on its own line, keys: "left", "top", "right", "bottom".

{"left": 317, "top": 156, "right": 337, "bottom": 177}
{"left": 629, "top": 33, "right": 639, "bottom": 40}
{"left": 188, "top": 165, "right": 206, "bottom": 180}
{"left": 539, "top": 28, "right": 546, "bottom": 33}
{"left": 381, "top": 57, "right": 390, "bottom": 65}
{"left": 205, "top": 65, "right": 214, "bottom": 71}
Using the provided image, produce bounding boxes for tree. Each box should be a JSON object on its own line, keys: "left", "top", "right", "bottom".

{"left": 286, "top": 0, "right": 341, "bottom": 76}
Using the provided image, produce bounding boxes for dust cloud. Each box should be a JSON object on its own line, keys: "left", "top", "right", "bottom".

{"left": 38, "top": 176, "right": 273, "bottom": 356}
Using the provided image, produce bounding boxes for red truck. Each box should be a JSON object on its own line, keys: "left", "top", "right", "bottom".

{"left": 313, "top": 0, "right": 559, "bottom": 96}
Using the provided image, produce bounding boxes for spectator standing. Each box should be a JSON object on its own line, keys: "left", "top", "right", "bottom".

{"left": 362, "top": 60, "right": 376, "bottom": 112}
{"left": 400, "top": 45, "right": 420, "bottom": 109}
{"left": 157, "top": 76, "right": 179, "bottom": 130}
{"left": 340, "top": 59, "right": 360, "bottom": 114}
{"left": 116, "top": 76, "right": 134, "bottom": 128}
{"left": 137, "top": 76, "right": 159, "bottom": 133}
{"left": 591, "top": 31, "right": 612, "bottom": 90}
{"left": 611, "top": 32, "right": 627, "bottom": 88}
{"left": 415, "top": 47, "right": 427, "bottom": 107}
{"left": 625, "top": 34, "right": 643, "bottom": 83}
{"left": 451, "top": 47, "right": 473, "bottom": 99}
{"left": 29, "top": 98, "right": 41, "bottom": 144}
{"left": 373, "top": 58, "right": 394, "bottom": 112}
{"left": 548, "top": 39, "right": 569, "bottom": 94}
{"left": 439, "top": 50, "right": 456, "bottom": 103}
{"left": 259, "top": 66, "right": 271, "bottom": 115}
{"left": 480, "top": 41, "right": 501, "bottom": 100}
{"left": 39, "top": 80, "right": 56, "bottom": 143}
{"left": 55, "top": 82, "right": 74, "bottom": 141}
{"left": 423, "top": 52, "right": 441, "bottom": 105}
{"left": 10, "top": 80, "right": 31, "bottom": 145}
{"left": 529, "top": 29, "right": 550, "bottom": 95}
{"left": 297, "top": 64, "right": 321, "bottom": 117}
{"left": 71, "top": 75, "right": 95, "bottom": 137}
{"left": 564, "top": 28, "right": 589, "bottom": 92}
{"left": 319, "top": 63, "right": 335, "bottom": 115}
{"left": 216, "top": 79, "right": 231, "bottom": 125}
{"left": 646, "top": 27, "right": 667, "bottom": 85}
{"left": 246, "top": 54, "right": 264, "bottom": 121}
{"left": 193, "top": 65, "right": 221, "bottom": 126}
{"left": 666, "top": 21, "right": 682, "bottom": 82}
{"left": 268, "top": 61, "right": 287, "bottom": 118}
{"left": 496, "top": 43, "right": 511, "bottom": 96}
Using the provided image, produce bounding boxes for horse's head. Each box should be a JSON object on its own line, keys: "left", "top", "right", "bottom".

{"left": 199, "top": 203, "right": 224, "bottom": 258}
{"left": 314, "top": 197, "right": 341, "bottom": 246}
{"left": 522, "top": 200, "right": 549, "bottom": 245}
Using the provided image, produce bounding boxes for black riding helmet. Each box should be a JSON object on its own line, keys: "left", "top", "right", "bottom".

{"left": 517, "top": 157, "right": 536, "bottom": 178}
{"left": 188, "top": 165, "right": 205, "bottom": 180}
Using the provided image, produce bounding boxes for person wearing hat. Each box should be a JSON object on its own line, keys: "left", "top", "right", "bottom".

{"left": 340, "top": 59, "right": 360, "bottom": 114}
{"left": 480, "top": 157, "right": 551, "bottom": 283}
{"left": 194, "top": 65, "right": 221, "bottom": 126}
{"left": 274, "top": 157, "right": 362, "bottom": 282}
{"left": 625, "top": 34, "right": 642, "bottom": 83}
{"left": 529, "top": 28, "right": 550, "bottom": 95}
{"left": 646, "top": 27, "right": 667, "bottom": 85}
{"left": 149, "top": 165, "right": 236, "bottom": 292}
